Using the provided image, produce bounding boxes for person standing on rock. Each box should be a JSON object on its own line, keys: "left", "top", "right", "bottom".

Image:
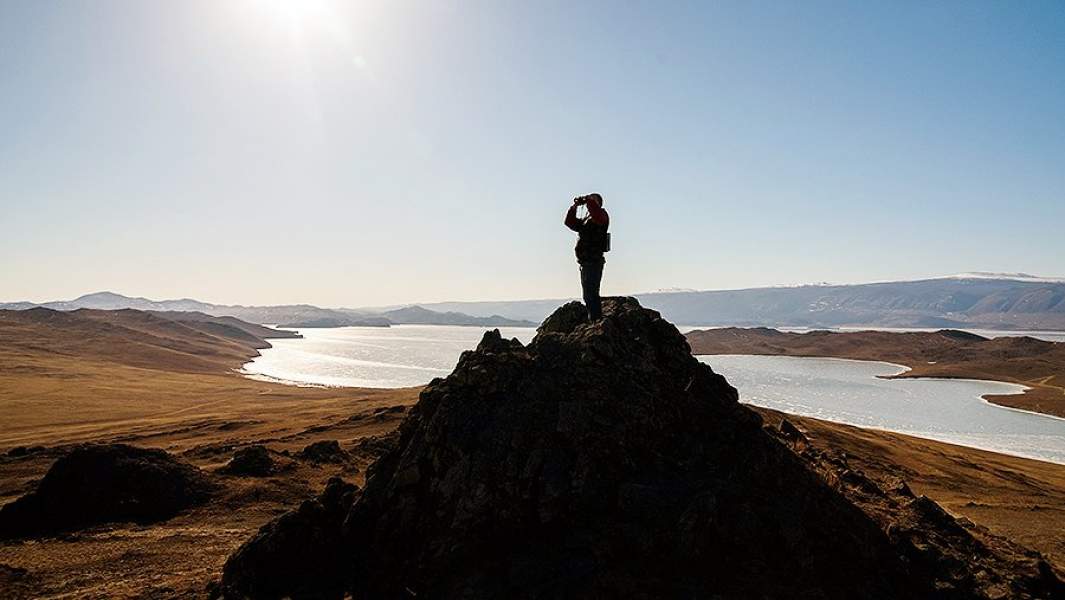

{"left": 564, "top": 193, "right": 611, "bottom": 320}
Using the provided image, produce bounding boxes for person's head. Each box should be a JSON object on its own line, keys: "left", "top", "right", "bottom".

{"left": 584, "top": 193, "right": 603, "bottom": 208}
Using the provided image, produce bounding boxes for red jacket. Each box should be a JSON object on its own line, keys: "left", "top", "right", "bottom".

{"left": 565, "top": 203, "right": 610, "bottom": 264}
{"left": 564, "top": 203, "right": 609, "bottom": 231}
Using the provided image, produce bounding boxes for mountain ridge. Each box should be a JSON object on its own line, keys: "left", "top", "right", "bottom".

{"left": 414, "top": 276, "right": 1065, "bottom": 329}
{"left": 5, "top": 274, "right": 1065, "bottom": 331}
{"left": 0, "top": 292, "right": 536, "bottom": 328}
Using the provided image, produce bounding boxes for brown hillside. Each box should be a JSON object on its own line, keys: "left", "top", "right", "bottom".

{"left": 0, "top": 308, "right": 270, "bottom": 374}
{"left": 144, "top": 310, "right": 301, "bottom": 343}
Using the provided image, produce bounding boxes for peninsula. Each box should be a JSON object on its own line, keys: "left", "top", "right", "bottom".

{"left": 686, "top": 327, "right": 1065, "bottom": 418}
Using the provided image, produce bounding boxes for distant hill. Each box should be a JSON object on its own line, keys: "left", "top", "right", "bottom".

{"left": 380, "top": 305, "right": 535, "bottom": 327}
{"left": 0, "top": 308, "right": 296, "bottom": 374}
{"left": 0, "top": 301, "right": 38, "bottom": 311}
{"left": 409, "top": 275, "right": 1065, "bottom": 330}
{"left": 278, "top": 316, "right": 392, "bottom": 328}
{"left": 0, "top": 292, "right": 534, "bottom": 328}
{"left": 5, "top": 275, "right": 1064, "bottom": 331}
{"left": 0, "top": 291, "right": 383, "bottom": 327}
{"left": 144, "top": 311, "right": 302, "bottom": 342}
{"left": 32, "top": 291, "right": 215, "bottom": 312}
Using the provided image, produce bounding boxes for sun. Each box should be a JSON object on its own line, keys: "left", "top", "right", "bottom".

{"left": 252, "top": 0, "right": 330, "bottom": 32}
{"left": 235, "top": 0, "right": 363, "bottom": 69}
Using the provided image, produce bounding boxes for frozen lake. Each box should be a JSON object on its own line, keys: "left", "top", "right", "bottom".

{"left": 243, "top": 325, "right": 1065, "bottom": 464}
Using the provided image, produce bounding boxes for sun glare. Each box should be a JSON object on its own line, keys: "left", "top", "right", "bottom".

{"left": 253, "top": 0, "right": 331, "bottom": 33}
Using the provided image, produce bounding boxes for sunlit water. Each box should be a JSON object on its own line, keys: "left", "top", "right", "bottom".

{"left": 702, "top": 355, "right": 1065, "bottom": 464}
{"left": 243, "top": 325, "right": 537, "bottom": 388}
{"left": 243, "top": 325, "right": 1065, "bottom": 464}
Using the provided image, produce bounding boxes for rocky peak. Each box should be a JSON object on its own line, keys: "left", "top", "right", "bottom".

{"left": 222, "top": 297, "right": 1063, "bottom": 599}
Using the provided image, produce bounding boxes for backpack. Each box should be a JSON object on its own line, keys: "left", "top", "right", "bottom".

{"left": 583, "top": 222, "right": 611, "bottom": 254}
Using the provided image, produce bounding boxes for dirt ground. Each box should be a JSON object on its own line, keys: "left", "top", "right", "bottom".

{"left": 0, "top": 365, "right": 419, "bottom": 599}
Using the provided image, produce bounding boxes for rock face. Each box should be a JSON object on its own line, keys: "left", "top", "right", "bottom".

{"left": 0, "top": 444, "right": 214, "bottom": 539}
{"left": 221, "top": 478, "right": 359, "bottom": 600}
{"left": 342, "top": 298, "right": 914, "bottom": 598}
{"left": 223, "top": 298, "right": 1063, "bottom": 599}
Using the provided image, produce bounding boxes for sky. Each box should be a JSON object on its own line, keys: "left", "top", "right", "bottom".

{"left": 2, "top": 1, "right": 1064, "bottom": 307}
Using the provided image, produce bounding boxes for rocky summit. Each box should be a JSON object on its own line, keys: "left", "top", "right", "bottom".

{"left": 222, "top": 297, "right": 1063, "bottom": 599}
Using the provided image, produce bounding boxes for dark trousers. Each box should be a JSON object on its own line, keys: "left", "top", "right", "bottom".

{"left": 580, "top": 262, "right": 604, "bottom": 320}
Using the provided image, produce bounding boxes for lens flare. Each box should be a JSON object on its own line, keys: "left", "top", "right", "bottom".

{"left": 252, "top": 0, "right": 330, "bottom": 33}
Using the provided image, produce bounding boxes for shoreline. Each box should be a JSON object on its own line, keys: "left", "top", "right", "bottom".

{"left": 686, "top": 327, "right": 1065, "bottom": 419}
{"left": 785, "top": 414, "right": 1065, "bottom": 467}
{"left": 242, "top": 349, "right": 1065, "bottom": 464}
{"left": 779, "top": 356, "right": 1061, "bottom": 422}
{"left": 698, "top": 353, "right": 1064, "bottom": 465}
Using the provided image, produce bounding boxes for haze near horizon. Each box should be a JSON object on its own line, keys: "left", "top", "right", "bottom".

{"left": 2, "top": 1, "right": 1064, "bottom": 307}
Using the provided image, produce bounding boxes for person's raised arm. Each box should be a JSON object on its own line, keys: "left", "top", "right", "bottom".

{"left": 564, "top": 201, "right": 581, "bottom": 232}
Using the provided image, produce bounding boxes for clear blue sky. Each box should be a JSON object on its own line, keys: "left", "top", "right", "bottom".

{"left": 2, "top": 1, "right": 1063, "bottom": 306}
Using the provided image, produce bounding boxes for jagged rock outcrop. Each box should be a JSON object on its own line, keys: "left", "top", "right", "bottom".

{"left": 221, "top": 478, "right": 359, "bottom": 600}
{"left": 763, "top": 417, "right": 1065, "bottom": 599}
{"left": 222, "top": 298, "right": 1063, "bottom": 599}
{"left": 0, "top": 444, "right": 215, "bottom": 539}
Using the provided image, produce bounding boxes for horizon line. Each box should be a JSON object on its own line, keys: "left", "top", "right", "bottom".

{"left": 5, "top": 271, "right": 1065, "bottom": 311}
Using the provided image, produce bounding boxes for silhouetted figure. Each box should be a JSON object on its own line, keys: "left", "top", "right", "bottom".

{"left": 564, "top": 194, "right": 610, "bottom": 320}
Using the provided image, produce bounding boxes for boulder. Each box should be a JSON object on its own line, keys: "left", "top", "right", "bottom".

{"left": 0, "top": 444, "right": 215, "bottom": 539}
{"left": 221, "top": 445, "right": 275, "bottom": 477}
{"left": 299, "top": 440, "right": 348, "bottom": 464}
{"left": 5, "top": 445, "right": 45, "bottom": 458}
